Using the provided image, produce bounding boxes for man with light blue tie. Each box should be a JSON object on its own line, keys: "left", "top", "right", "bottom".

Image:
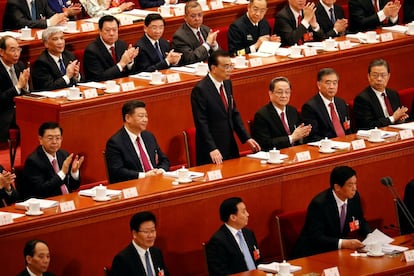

{"left": 206, "top": 197, "right": 261, "bottom": 275}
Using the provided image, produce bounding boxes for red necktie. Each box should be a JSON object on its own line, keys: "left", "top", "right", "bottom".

{"left": 136, "top": 136, "right": 152, "bottom": 172}
{"left": 382, "top": 93, "right": 393, "bottom": 116}
{"left": 219, "top": 84, "right": 228, "bottom": 111}
{"left": 329, "top": 102, "right": 345, "bottom": 137}
{"left": 297, "top": 14, "right": 303, "bottom": 45}
{"left": 110, "top": 46, "right": 117, "bottom": 64}
{"left": 280, "top": 111, "right": 291, "bottom": 135}
{"left": 52, "top": 158, "right": 69, "bottom": 194}
{"left": 373, "top": 0, "right": 379, "bottom": 12}
{"left": 196, "top": 30, "right": 204, "bottom": 45}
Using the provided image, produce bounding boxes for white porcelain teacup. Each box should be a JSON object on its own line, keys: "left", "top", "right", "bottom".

{"left": 366, "top": 31, "right": 377, "bottom": 43}
{"left": 370, "top": 128, "right": 382, "bottom": 141}
{"left": 68, "top": 87, "right": 81, "bottom": 99}
{"left": 234, "top": 56, "right": 248, "bottom": 68}
{"left": 196, "top": 63, "right": 209, "bottom": 76}
{"left": 278, "top": 260, "right": 290, "bottom": 276}
{"left": 151, "top": 71, "right": 163, "bottom": 84}
{"left": 268, "top": 149, "right": 281, "bottom": 162}
{"left": 27, "top": 201, "right": 41, "bottom": 214}
{"left": 368, "top": 242, "right": 382, "bottom": 255}
{"left": 177, "top": 168, "right": 190, "bottom": 182}
{"left": 158, "top": 5, "right": 171, "bottom": 17}
{"left": 20, "top": 27, "right": 32, "bottom": 39}
{"left": 319, "top": 139, "right": 332, "bottom": 152}
{"left": 290, "top": 45, "right": 302, "bottom": 56}
{"left": 407, "top": 23, "right": 414, "bottom": 35}
{"left": 95, "top": 185, "right": 107, "bottom": 200}
{"left": 324, "top": 38, "right": 336, "bottom": 50}
{"left": 67, "top": 21, "right": 77, "bottom": 32}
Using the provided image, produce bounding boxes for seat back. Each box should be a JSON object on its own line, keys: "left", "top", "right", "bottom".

{"left": 275, "top": 210, "right": 307, "bottom": 260}
{"left": 216, "top": 25, "right": 229, "bottom": 51}
{"left": 103, "top": 266, "right": 112, "bottom": 276}
{"left": 400, "top": 179, "right": 414, "bottom": 234}
{"left": 183, "top": 127, "right": 196, "bottom": 168}
{"left": 102, "top": 150, "right": 111, "bottom": 183}
{"left": 398, "top": 87, "right": 414, "bottom": 115}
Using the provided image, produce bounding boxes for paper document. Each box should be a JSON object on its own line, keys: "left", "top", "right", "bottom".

{"left": 78, "top": 186, "right": 122, "bottom": 197}
{"left": 129, "top": 72, "right": 152, "bottom": 80}
{"left": 0, "top": 31, "right": 21, "bottom": 39}
{"left": 362, "top": 229, "right": 409, "bottom": 253}
{"left": 307, "top": 140, "right": 351, "bottom": 150}
{"left": 123, "top": 9, "right": 157, "bottom": 17}
{"left": 346, "top": 32, "right": 380, "bottom": 43}
{"left": 0, "top": 211, "right": 25, "bottom": 219}
{"left": 246, "top": 151, "right": 289, "bottom": 160}
{"left": 169, "top": 66, "right": 196, "bottom": 74}
{"left": 357, "top": 129, "right": 398, "bottom": 138}
{"left": 163, "top": 170, "right": 204, "bottom": 179}
{"left": 383, "top": 25, "right": 408, "bottom": 33}
{"left": 32, "top": 90, "right": 68, "bottom": 98}
{"left": 258, "top": 262, "right": 302, "bottom": 273}
{"left": 78, "top": 82, "right": 107, "bottom": 89}
{"left": 15, "top": 198, "right": 59, "bottom": 210}
{"left": 390, "top": 122, "right": 414, "bottom": 130}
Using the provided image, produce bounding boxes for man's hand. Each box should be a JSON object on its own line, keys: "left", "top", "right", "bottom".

{"left": 119, "top": 45, "right": 139, "bottom": 68}
{"left": 17, "top": 68, "right": 30, "bottom": 90}
{"left": 253, "top": 35, "right": 270, "bottom": 50}
{"left": 166, "top": 50, "right": 182, "bottom": 65}
{"left": 63, "top": 3, "right": 82, "bottom": 17}
{"left": 66, "top": 60, "right": 80, "bottom": 79}
{"left": 119, "top": 2, "right": 135, "bottom": 12}
{"left": 246, "top": 138, "right": 261, "bottom": 153}
{"left": 303, "top": 2, "right": 316, "bottom": 25}
{"left": 334, "top": 18, "right": 348, "bottom": 34}
{"left": 71, "top": 154, "right": 84, "bottom": 173}
{"left": 383, "top": 1, "right": 401, "bottom": 18}
{"left": 206, "top": 30, "right": 220, "bottom": 47}
{"left": 0, "top": 170, "right": 16, "bottom": 190}
{"left": 392, "top": 106, "right": 409, "bottom": 122}
{"left": 210, "top": 149, "right": 223, "bottom": 164}
{"left": 145, "top": 169, "right": 163, "bottom": 176}
{"left": 49, "top": 13, "right": 68, "bottom": 26}
{"left": 291, "top": 124, "right": 312, "bottom": 142}
{"left": 342, "top": 239, "right": 364, "bottom": 250}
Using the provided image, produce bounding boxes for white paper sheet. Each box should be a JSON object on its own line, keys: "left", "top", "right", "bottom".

{"left": 15, "top": 198, "right": 59, "bottom": 210}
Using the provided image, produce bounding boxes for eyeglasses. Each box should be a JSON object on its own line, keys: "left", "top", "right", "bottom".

{"left": 217, "top": 64, "right": 234, "bottom": 71}
{"left": 370, "top": 73, "right": 389, "bottom": 79}
{"left": 272, "top": 90, "right": 291, "bottom": 96}
{"left": 251, "top": 7, "right": 268, "bottom": 14}
{"left": 138, "top": 229, "right": 156, "bottom": 235}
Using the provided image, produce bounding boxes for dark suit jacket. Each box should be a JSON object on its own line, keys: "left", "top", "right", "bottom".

{"left": 301, "top": 94, "right": 351, "bottom": 142}
{"left": 84, "top": 37, "right": 131, "bottom": 82}
{"left": 293, "top": 189, "right": 371, "bottom": 258}
{"left": 0, "top": 60, "right": 26, "bottom": 142}
{"left": 315, "top": 2, "right": 346, "bottom": 38}
{"left": 23, "top": 146, "right": 81, "bottom": 199}
{"left": 48, "top": 0, "right": 67, "bottom": 12}
{"left": 139, "top": 0, "right": 164, "bottom": 8}
{"left": 105, "top": 128, "right": 170, "bottom": 184}
{"left": 32, "top": 49, "right": 80, "bottom": 91}
{"left": 0, "top": 165, "right": 18, "bottom": 208}
{"left": 134, "top": 35, "right": 171, "bottom": 73}
{"left": 206, "top": 225, "right": 260, "bottom": 276}
{"left": 349, "top": 0, "right": 397, "bottom": 32}
{"left": 274, "top": 5, "right": 324, "bottom": 47}
{"left": 3, "top": 0, "right": 55, "bottom": 30}
{"left": 18, "top": 268, "right": 55, "bottom": 276}
{"left": 172, "top": 23, "right": 212, "bottom": 65}
{"left": 227, "top": 14, "right": 271, "bottom": 56}
{"left": 404, "top": 0, "right": 414, "bottom": 23}
{"left": 252, "top": 102, "right": 303, "bottom": 151}
{"left": 191, "top": 76, "right": 250, "bottom": 165}
{"left": 353, "top": 86, "right": 401, "bottom": 130}
{"left": 111, "top": 243, "right": 169, "bottom": 276}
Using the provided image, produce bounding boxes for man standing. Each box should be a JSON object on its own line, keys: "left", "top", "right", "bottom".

{"left": 134, "top": 13, "right": 182, "bottom": 73}
{"left": 293, "top": 166, "right": 371, "bottom": 258}
{"left": 252, "top": 77, "right": 311, "bottom": 151}
{"left": 23, "top": 122, "right": 84, "bottom": 198}
{"left": 172, "top": 0, "right": 219, "bottom": 65}
{"left": 302, "top": 68, "right": 351, "bottom": 142}
{"left": 274, "top": 0, "right": 324, "bottom": 46}
{"left": 111, "top": 211, "right": 169, "bottom": 276}
{"left": 353, "top": 59, "right": 408, "bottom": 130}
{"left": 206, "top": 197, "right": 261, "bottom": 275}
{"left": 105, "top": 100, "right": 170, "bottom": 184}
{"left": 19, "top": 239, "right": 54, "bottom": 276}
{"left": 191, "top": 50, "right": 260, "bottom": 165}
{"left": 32, "top": 27, "right": 81, "bottom": 91}
{"left": 228, "top": 0, "right": 280, "bottom": 56}
{"left": 315, "top": 0, "right": 348, "bottom": 38}
{"left": 0, "top": 36, "right": 30, "bottom": 143}
{"left": 84, "top": 15, "right": 139, "bottom": 81}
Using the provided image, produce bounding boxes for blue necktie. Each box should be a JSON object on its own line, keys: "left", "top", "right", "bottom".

{"left": 154, "top": 41, "right": 164, "bottom": 61}
{"left": 237, "top": 230, "right": 256, "bottom": 270}
{"left": 31, "top": 0, "right": 37, "bottom": 20}
{"left": 145, "top": 250, "right": 154, "bottom": 276}
{"left": 58, "top": 58, "right": 66, "bottom": 75}
{"left": 329, "top": 8, "right": 336, "bottom": 24}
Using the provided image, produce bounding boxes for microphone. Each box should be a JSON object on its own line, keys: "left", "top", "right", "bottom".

{"left": 381, "top": 176, "right": 393, "bottom": 187}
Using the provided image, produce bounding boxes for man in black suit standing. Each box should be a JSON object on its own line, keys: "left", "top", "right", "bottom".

{"left": 105, "top": 100, "right": 170, "bottom": 184}
{"left": 32, "top": 27, "right": 81, "bottom": 91}
{"left": 302, "top": 68, "right": 351, "bottom": 142}
{"left": 0, "top": 36, "right": 30, "bottom": 143}
{"left": 349, "top": 0, "right": 400, "bottom": 32}
{"left": 3, "top": 0, "right": 67, "bottom": 30}
{"left": 206, "top": 197, "right": 261, "bottom": 275}
{"left": 19, "top": 239, "right": 55, "bottom": 276}
{"left": 84, "top": 15, "right": 139, "bottom": 81}
{"left": 293, "top": 166, "right": 371, "bottom": 258}
{"left": 274, "top": 0, "right": 325, "bottom": 46}
{"left": 353, "top": 59, "right": 408, "bottom": 130}
{"left": 315, "top": 0, "right": 348, "bottom": 38}
{"left": 134, "top": 13, "right": 182, "bottom": 73}
{"left": 112, "top": 211, "right": 169, "bottom": 276}
{"left": 252, "top": 77, "right": 311, "bottom": 151}
{"left": 23, "top": 122, "right": 84, "bottom": 198}
{"left": 172, "top": 0, "right": 219, "bottom": 65}
{"left": 191, "top": 50, "right": 260, "bottom": 165}
{"left": 0, "top": 164, "right": 17, "bottom": 207}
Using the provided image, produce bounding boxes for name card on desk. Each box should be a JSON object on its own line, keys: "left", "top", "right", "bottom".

{"left": 121, "top": 81, "right": 135, "bottom": 91}
{"left": 338, "top": 40, "right": 352, "bottom": 50}
{"left": 81, "top": 22, "right": 95, "bottom": 32}
{"left": 323, "top": 266, "right": 340, "bottom": 276}
{"left": 351, "top": 139, "right": 366, "bottom": 150}
{"left": 119, "top": 16, "right": 134, "bottom": 26}
{"left": 166, "top": 73, "right": 181, "bottom": 83}
{"left": 210, "top": 1, "right": 223, "bottom": 10}
{"left": 404, "top": 250, "right": 414, "bottom": 262}
{"left": 380, "top": 32, "right": 393, "bottom": 42}
{"left": 59, "top": 200, "right": 75, "bottom": 213}
{"left": 399, "top": 129, "right": 413, "bottom": 140}
{"left": 174, "top": 7, "right": 185, "bottom": 16}
{"left": 295, "top": 151, "right": 311, "bottom": 162}
{"left": 207, "top": 169, "right": 223, "bottom": 181}
{"left": 122, "top": 187, "right": 138, "bottom": 199}
{"left": 249, "top": 57, "right": 263, "bottom": 67}
{"left": 0, "top": 213, "right": 13, "bottom": 226}
{"left": 83, "top": 88, "right": 98, "bottom": 99}
{"left": 303, "top": 47, "right": 317, "bottom": 57}
{"left": 36, "top": 30, "right": 44, "bottom": 40}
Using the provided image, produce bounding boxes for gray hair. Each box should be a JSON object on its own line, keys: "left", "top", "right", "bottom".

{"left": 42, "top": 27, "right": 64, "bottom": 43}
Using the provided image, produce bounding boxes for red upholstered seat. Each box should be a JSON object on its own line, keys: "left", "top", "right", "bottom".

{"left": 342, "top": 4, "right": 349, "bottom": 19}
{"left": 72, "top": 49, "right": 85, "bottom": 77}
{"left": 183, "top": 127, "right": 196, "bottom": 168}
{"left": 0, "top": 0, "right": 6, "bottom": 30}
{"left": 399, "top": 87, "right": 414, "bottom": 115}
{"left": 267, "top": 17, "right": 275, "bottom": 34}
{"left": 275, "top": 210, "right": 307, "bottom": 260}
{"left": 216, "top": 26, "right": 229, "bottom": 52}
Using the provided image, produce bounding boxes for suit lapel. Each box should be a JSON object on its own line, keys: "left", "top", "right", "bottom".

{"left": 96, "top": 38, "right": 115, "bottom": 65}
{"left": 368, "top": 88, "right": 386, "bottom": 117}
{"left": 316, "top": 95, "right": 335, "bottom": 131}
{"left": 267, "top": 103, "right": 286, "bottom": 134}
{"left": 143, "top": 35, "right": 160, "bottom": 62}
{"left": 120, "top": 128, "right": 142, "bottom": 169}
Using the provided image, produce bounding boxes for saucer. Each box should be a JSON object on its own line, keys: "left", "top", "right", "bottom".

{"left": 149, "top": 81, "right": 164, "bottom": 85}
{"left": 288, "top": 54, "right": 303, "bottom": 59}
{"left": 324, "top": 47, "right": 338, "bottom": 52}
{"left": 367, "top": 252, "right": 384, "bottom": 257}
{"left": 64, "top": 29, "right": 80, "bottom": 33}
{"left": 20, "top": 36, "right": 35, "bottom": 41}
{"left": 277, "top": 273, "right": 293, "bottom": 276}
{"left": 178, "top": 178, "right": 192, "bottom": 183}
{"left": 368, "top": 138, "right": 385, "bottom": 143}
{"left": 319, "top": 148, "right": 335, "bottom": 153}
{"left": 234, "top": 65, "right": 248, "bottom": 69}
{"left": 25, "top": 210, "right": 44, "bottom": 216}
{"left": 195, "top": 72, "right": 208, "bottom": 76}
{"left": 366, "top": 40, "right": 379, "bottom": 44}
{"left": 267, "top": 159, "right": 283, "bottom": 164}
{"left": 67, "top": 96, "right": 83, "bottom": 101}
{"left": 93, "top": 196, "right": 111, "bottom": 202}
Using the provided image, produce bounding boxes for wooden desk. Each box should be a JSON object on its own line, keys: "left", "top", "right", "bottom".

{"left": 1, "top": 131, "right": 414, "bottom": 275}
{"left": 15, "top": 31, "right": 414, "bottom": 182}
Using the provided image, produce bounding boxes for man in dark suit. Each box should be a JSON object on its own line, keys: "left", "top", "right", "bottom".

{"left": 172, "top": 0, "right": 219, "bottom": 65}
{"left": 105, "top": 100, "right": 169, "bottom": 184}
{"left": 293, "top": 166, "right": 371, "bottom": 258}
{"left": 47, "top": 0, "right": 82, "bottom": 15}
{"left": 274, "top": 0, "right": 325, "bottom": 46}
{"left": 206, "top": 197, "right": 261, "bottom": 275}
{"left": 191, "top": 50, "right": 260, "bottom": 165}
{"left": 19, "top": 239, "right": 55, "bottom": 276}
{"left": 112, "top": 211, "right": 169, "bottom": 276}
{"left": 302, "top": 68, "right": 351, "bottom": 142}
{"left": 0, "top": 165, "right": 17, "bottom": 208}
{"left": 315, "top": 0, "right": 348, "bottom": 38}
{"left": 84, "top": 15, "right": 139, "bottom": 82}
{"left": 23, "top": 122, "right": 84, "bottom": 199}
{"left": 0, "top": 36, "right": 30, "bottom": 143}
{"left": 403, "top": 0, "right": 414, "bottom": 23}
{"left": 134, "top": 13, "right": 182, "bottom": 73}
{"left": 227, "top": 0, "right": 280, "bottom": 56}
{"left": 3, "top": 0, "right": 67, "bottom": 30}
{"left": 349, "top": 0, "right": 400, "bottom": 32}
{"left": 32, "top": 27, "right": 81, "bottom": 91}
{"left": 354, "top": 59, "right": 408, "bottom": 130}
{"left": 252, "top": 77, "right": 311, "bottom": 151}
